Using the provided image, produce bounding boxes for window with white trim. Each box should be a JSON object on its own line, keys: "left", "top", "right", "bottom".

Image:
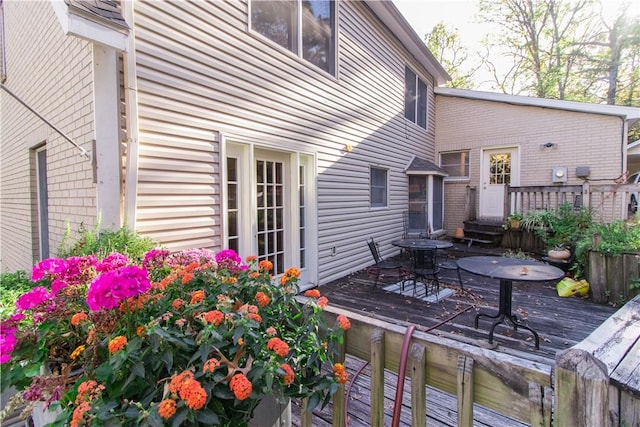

{"left": 370, "top": 167, "right": 388, "bottom": 208}
{"left": 404, "top": 66, "right": 427, "bottom": 129}
{"left": 250, "top": 0, "right": 336, "bottom": 75}
{"left": 440, "top": 151, "right": 470, "bottom": 178}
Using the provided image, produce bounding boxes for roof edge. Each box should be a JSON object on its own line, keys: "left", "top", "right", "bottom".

{"left": 435, "top": 87, "right": 640, "bottom": 123}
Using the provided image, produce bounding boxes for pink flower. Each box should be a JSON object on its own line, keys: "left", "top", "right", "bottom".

{"left": 0, "top": 325, "right": 17, "bottom": 363}
{"left": 142, "top": 249, "right": 170, "bottom": 270}
{"left": 31, "top": 258, "right": 67, "bottom": 281}
{"left": 15, "top": 287, "right": 53, "bottom": 311}
{"left": 215, "top": 249, "right": 247, "bottom": 273}
{"left": 96, "top": 252, "right": 131, "bottom": 272}
{"left": 87, "top": 266, "right": 150, "bottom": 311}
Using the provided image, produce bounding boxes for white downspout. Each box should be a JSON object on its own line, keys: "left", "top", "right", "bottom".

{"left": 121, "top": 0, "right": 140, "bottom": 229}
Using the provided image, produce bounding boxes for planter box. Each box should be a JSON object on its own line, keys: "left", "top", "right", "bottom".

{"left": 500, "top": 229, "right": 545, "bottom": 253}
{"left": 588, "top": 251, "right": 640, "bottom": 304}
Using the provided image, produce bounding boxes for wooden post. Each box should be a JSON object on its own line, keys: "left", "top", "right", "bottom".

{"left": 583, "top": 180, "right": 591, "bottom": 211}
{"left": 588, "top": 234, "right": 608, "bottom": 304}
{"left": 300, "top": 398, "right": 312, "bottom": 427}
{"left": 554, "top": 348, "right": 609, "bottom": 426}
{"left": 456, "top": 355, "right": 474, "bottom": 427}
{"left": 370, "top": 329, "right": 385, "bottom": 427}
{"left": 409, "top": 343, "right": 426, "bottom": 427}
{"left": 528, "top": 382, "right": 552, "bottom": 427}
{"left": 332, "top": 336, "right": 346, "bottom": 427}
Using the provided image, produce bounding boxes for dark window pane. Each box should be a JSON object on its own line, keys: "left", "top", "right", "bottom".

{"left": 227, "top": 158, "right": 237, "bottom": 181}
{"left": 228, "top": 184, "right": 237, "bottom": 209}
{"left": 417, "top": 79, "right": 427, "bottom": 128}
{"left": 404, "top": 67, "right": 416, "bottom": 121}
{"left": 251, "top": 0, "right": 296, "bottom": 51}
{"left": 302, "top": 0, "right": 334, "bottom": 73}
{"left": 228, "top": 211, "right": 237, "bottom": 236}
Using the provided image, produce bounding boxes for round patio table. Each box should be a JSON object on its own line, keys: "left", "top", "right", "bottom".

{"left": 456, "top": 256, "right": 564, "bottom": 349}
{"left": 391, "top": 239, "right": 453, "bottom": 250}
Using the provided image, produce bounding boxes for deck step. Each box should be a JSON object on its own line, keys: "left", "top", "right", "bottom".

{"left": 463, "top": 229, "right": 503, "bottom": 237}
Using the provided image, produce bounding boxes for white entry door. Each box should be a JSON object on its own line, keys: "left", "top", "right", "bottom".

{"left": 480, "top": 147, "right": 519, "bottom": 219}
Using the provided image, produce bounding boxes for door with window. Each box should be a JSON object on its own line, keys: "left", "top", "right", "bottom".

{"left": 480, "top": 147, "right": 519, "bottom": 218}
{"left": 408, "top": 174, "right": 444, "bottom": 235}
{"left": 225, "top": 144, "right": 316, "bottom": 288}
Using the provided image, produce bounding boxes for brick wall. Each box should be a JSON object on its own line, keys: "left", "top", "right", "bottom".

{"left": 435, "top": 95, "right": 625, "bottom": 234}
{"left": 1, "top": 1, "right": 96, "bottom": 272}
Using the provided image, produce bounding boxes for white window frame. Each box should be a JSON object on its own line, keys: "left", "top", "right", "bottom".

{"left": 404, "top": 66, "right": 428, "bottom": 129}
{"left": 249, "top": 0, "right": 337, "bottom": 76}
{"left": 35, "top": 146, "right": 49, "bottom": 260}
{"left": 370, "top": 166, "right": 388, "bottom": 208}
{"left": 440, "top": 150, "right": 470, "bottom": 180}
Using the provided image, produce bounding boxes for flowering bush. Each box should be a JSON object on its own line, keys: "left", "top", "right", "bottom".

{"left": 0, "top": 248, "right": 349, "bottom": 426}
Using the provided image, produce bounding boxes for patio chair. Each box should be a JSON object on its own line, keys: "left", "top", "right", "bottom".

{"left": 437, "top": 239, "right": 473, "bottom": 290}
{"left": 409, "top": 248, "right": 440, "bottom": 300}
{"left": 367, "top": 237, "right": 404, "bottom": 288}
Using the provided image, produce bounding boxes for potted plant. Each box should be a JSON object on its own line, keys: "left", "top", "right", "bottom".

{"left": 506, "top": 213, "right": 524, "bottom": 230}
{"left": 0, "top": 248, "right": 348, "bottom": 426}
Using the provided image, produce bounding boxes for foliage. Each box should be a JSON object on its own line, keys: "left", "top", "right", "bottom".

{"left": 425, "top": 22, "right": 478, "bottom": 89}
{"left": 519, "top": 209, "right": 554, "bottom": 234}
{"left": 502, "top": 249, "right": 533, "bottom": 260}
{"left": 544, "top": 203, "right": 594, "bottom": 249}
{"left": 0, "top": 249, "right": 348, "bottom": 426}
{"left": 58, "top": 223, "right": 157, "bottom": 264}
{"left": 0, "top": 271, "right": 33, "bottom": 319}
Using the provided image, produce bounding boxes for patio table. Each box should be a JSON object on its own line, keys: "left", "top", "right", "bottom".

{"left": 391, "top": 239, "right": 453, "bottom": 250}
{"left": 456, "top": 256, "right": 564, "bottom": 349}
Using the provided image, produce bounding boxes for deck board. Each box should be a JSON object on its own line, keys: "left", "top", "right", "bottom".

{"left": 292, "top": 245, "right": 619, "bottom": 426}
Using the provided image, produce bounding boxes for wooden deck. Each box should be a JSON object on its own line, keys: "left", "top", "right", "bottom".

{"left": 291, "top": 242, "right": 619, "bottom": 426}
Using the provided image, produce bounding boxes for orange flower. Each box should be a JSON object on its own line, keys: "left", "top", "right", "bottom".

{"left": 304, "top": 289, "right": 321, "bottom": 298}
{"left": 246, "top": 255, "right": 257, "bottom": 262}
{"left": 280, "top": 267, "right": 301, "bottom": 285}
{"left": 247, "top": 313, "right": 262, "bottom": 323}
{"left": 267, "top": 337, "right": 289, "bottom": 357}
{"left": 169, "top": 371, "right": 195, "bottom": 395}
{"left": 203, "top": 358, "right": 220, "bottom": 373}
{"left": 178, "top": 378, "right": 207, "bottom": 410}
{"left": 70, "top": 345, "right": 85, "bottom": 360}
{"left": 136, "top": 325, "right": 146, "bottom": 337}
{"left": 255, "top": 291, "right": 270, "bottom": 307}
{"left": 71, "top": 401, "right": 91, "bottom": 427}
{"left": 258, "top": 260, "right": 273, "bottom": 271}
{"left": 86, "top": 329, "right": 96, "bottom": 344}
{"left": 190, "top": 290, "right": 205, "bottom": 305}
{"left": 333, "top": 363, "right": 348, "bottom": 384}
{"left": 201, "top": 310, "right": 224, "bottom": 326}
{"left": 171, "top": 298, "right": 185, "bottom": 310}
{"left": 237, "top": 337, "right": 244, "bottom": 346}
{"left": 229, "top": 373, "right": 253, "bottom": 400}
{"left": 70, "top": 312, "right": 88, "bottom": 326}
{"left": 75, "top": 380, "right": 105, "bottom": 404}
{"left": 108, "top": 336, "right": 128, "bottom": 354}
{"left": 181, "top": 272, "right": 195, "bottom": 285}
{"left": 266, "top": 327, "right": 277, "bottom": 336}
{"left": 280, "top": 363, "right": 295, "bottom": 385}
{"left": 337, "top": 314, "right": 351, "bottom": 330}
{"left": 250, "top": 272, "right": 261, "bottom": 279}
{"left": 158, "top": 399, "right": 177, "bottom": 419}
{"left": 318, "top": 296, "right": 329, "bottom": 308}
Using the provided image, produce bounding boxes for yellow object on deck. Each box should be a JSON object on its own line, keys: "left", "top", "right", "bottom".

{"left": 556, "top": 278, "right": 590, "bottom": 297}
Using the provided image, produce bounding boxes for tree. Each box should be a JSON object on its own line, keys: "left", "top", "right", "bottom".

{"left": 425, "top": 22, "right": 478, "bottom": 89}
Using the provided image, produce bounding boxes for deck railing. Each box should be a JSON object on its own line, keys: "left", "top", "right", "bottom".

{"left": 505, "top": 182, "right": 640, "bottom": 222}
{"left": 302, "top": 296, "right": 640, "bottom": 426}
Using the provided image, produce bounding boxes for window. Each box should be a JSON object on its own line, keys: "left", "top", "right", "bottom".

{"left": 35, "top": 146, "right": 49, "bottom": 259}
{"left": 440, "top": 151, "right": 470, "bottom": 178}
{"left": 227, "top": 157, "right": 239, "bottom": 252}
{"left": 370, "top": 167, "right": 388, "bottom": 208}
{"left": 251, "top": 0, "right": 335, "bottom": 74}
{"left": 408, "top": 174, "right": 444, "bottom": 233}
{"left": 404, "top": 66, "right": 428, "bottom": 129}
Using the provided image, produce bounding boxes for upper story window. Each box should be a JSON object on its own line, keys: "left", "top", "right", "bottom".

{"left": 250, "top": 0, "right": 336, "bottom": 75}
{"left": 404, "top": 66, "right": 427, "bottom": 129}
{"left": 370, "top": 166, "right": 388, "bottom": 208}
{"left": 440, "top": 151, "right": 470, "bottom": 178}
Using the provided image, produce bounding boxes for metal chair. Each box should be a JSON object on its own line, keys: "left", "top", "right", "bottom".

{"left": 409, "top": 248, "right": 440, "bottom": 299}
{"left": 437, "top": 239, "right": 473, "bottom": 290}
{"left": 367, "top": 237, "right": 403, "bottom": 288}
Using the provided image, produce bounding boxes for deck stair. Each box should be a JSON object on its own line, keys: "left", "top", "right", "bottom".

{"left": 458, "top": 219, "right": 504, "bottom": 246}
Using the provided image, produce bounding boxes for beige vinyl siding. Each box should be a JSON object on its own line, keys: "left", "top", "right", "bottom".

{"left": 0, "top": 1, "right": 95, "bottom": 272}
{"left": 132, "top": 0, "right": 436, "bottom": 284}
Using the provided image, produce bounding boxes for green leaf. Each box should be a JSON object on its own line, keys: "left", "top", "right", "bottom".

{"left": 196, "top": 409, "right": 220, "bottom": 424}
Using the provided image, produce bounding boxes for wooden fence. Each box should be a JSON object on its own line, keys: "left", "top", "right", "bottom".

{"left": 301, "top": 297, "right": 640, "bottom": 426}
{"left": 505, "top": 182, "right": 640, "bottom": 222}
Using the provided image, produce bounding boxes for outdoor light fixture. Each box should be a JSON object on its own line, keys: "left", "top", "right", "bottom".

{"left": 552, "top": 167, "right": 568, "bottom": 183}
{"left": 541, "top": 142, "right": 558, "bottom": 149}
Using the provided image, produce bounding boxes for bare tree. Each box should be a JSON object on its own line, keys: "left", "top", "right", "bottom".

{"left": 425, "top": 22, "right": 479, "bottom": 89}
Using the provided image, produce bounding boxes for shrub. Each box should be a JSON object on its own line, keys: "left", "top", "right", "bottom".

{"left": 0, "top": 271, "right": 34, "bottom": 319}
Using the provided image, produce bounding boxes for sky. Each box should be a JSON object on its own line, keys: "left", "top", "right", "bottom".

{"left": 391, "top": 0, "right": 639, "bottom": 91}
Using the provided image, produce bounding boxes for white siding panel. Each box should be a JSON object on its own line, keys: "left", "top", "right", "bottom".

{"left": 133, "top": 0, "right": 437, "bottom": 284}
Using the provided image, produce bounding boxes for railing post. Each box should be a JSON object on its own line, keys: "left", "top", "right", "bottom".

{"left": 332, "top": 336, "right": 346, "bottom": 427}
{"left": 300, "top": 398, "right": 312, "bottom": 427}
{"left": 370, "top": 329, "right": 385, "bottom": 427}
{"left": 409, "top": 343, "right": 426, "bottom": 427}
{"left": 554, "top": 348, "right": 609, "bottom": 427}
{"left": 456, "top": 354, "right": 474, "bottom": 426}
{"left": 528, "top": 382, "right": 552, "bottom": 427}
